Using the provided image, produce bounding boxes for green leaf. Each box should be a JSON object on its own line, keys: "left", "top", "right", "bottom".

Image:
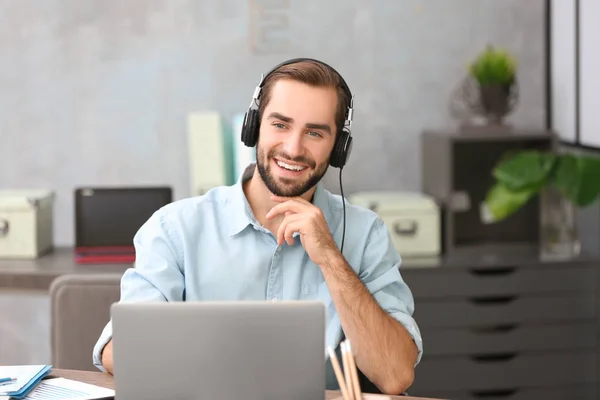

{"left": 552, "top": 154, "right": 579, "bottom": 202}
{"left": 492, "top": 151, "right": 556, "bottom": 191}
{"left": 481, "top": 181, "right": 540, "bottom": 223}
{"left": 553, "top": 154, "right": 600, "bottom": 207}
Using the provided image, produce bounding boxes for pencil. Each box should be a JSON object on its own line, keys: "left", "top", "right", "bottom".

{"left": 341, "top": 342, "right": 354, "bottom": 400}
{"left": 346, "top": 341, "right": 362, "bottom": 400}
{"left": 327, "top": 346, "right": 351, "bottom": 400}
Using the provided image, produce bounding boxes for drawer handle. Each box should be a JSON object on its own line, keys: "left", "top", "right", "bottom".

{"left": 0, "top": 219, "right": 9, "bottom": 237}
{"left": 471, "top": 352, "right": 518, "bottom": 363}
{"left": 468, "top": 295, "right": 517, "bottom": 305}
{"left": 469, "top": 324, "right": 519, "bottom": 334}
{"left": 471, "top": 389, "right": 519, "bottom": 398}
{"left": 394, "top": 220, "right": 417, "bottom": 236}
{"left": 469, "top": 266, "right": 516, "bottom": 276}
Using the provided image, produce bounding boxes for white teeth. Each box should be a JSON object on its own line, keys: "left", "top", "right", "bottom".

{"left": 276, "top": 160, "right": 306, "bottom": 171}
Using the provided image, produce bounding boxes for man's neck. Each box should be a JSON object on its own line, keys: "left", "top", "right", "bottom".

{"left": 243, "top": 166, "right": 315, "bottom": 234}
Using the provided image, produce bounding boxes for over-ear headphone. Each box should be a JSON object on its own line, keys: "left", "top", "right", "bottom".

{"left": 240, "top": 58, "right": 354, "bottom": 169}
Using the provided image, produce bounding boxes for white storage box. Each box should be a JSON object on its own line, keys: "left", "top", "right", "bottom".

{"left": 0, "top": 190, "right": 54, "bottom": 259}
{"left": 349, "top": 191, "right": 441, "bottom": 257}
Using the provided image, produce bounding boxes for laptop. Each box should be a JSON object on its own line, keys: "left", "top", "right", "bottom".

{"left": 111, "top": 301, "right": 326, "bottom": 400}
{"left": 74, "top": 187, "right": 172, "bottom": 264}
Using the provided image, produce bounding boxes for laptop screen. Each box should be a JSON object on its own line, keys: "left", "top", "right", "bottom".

{"left": 75, "top": 187, "right": 173, "bottom": 248}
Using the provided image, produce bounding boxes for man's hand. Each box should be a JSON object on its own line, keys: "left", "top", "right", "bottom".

{"left": 266, "top": 195, "right": 339, "bottom": 266}
{"left": 101, "top": 339, "right": 115, "bottom": 375}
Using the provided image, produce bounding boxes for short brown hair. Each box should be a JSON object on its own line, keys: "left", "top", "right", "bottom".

{"left": 258, "top": 60, "right": 351, "bottom": 137}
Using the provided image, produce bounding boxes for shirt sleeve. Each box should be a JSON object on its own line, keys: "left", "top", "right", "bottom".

{"left": 92, "top": 208, "right": 185, "bottom": 371}
{"left": 358, "top": 216, "right": 423, "bottom": 366}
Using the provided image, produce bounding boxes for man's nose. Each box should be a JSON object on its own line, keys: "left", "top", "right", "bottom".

{"left": 281, "top": 130, "right": 304, "bottom": 157}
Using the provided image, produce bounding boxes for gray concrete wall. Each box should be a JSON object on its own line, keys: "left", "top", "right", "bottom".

{"left": 0, "top": 0, "right": 547, "bottom": 246}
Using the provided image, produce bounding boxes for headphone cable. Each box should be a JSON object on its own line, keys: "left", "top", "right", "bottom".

{"left": 339, "top": 167, "right": 346, "bottom": 254}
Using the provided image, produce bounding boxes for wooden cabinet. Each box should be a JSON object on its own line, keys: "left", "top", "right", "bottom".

{"left": 401, "top": 249, "right": 598, "bottom": 400}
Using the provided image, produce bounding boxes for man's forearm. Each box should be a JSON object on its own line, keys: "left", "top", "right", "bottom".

{"left": 101, "top": 339, "right": 114, "bottom": 375}
{"left": 320, "top": 251, "right": 418, "bottom": 395}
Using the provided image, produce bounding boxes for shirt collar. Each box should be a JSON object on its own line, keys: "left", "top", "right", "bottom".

{"left": 228, "top": 163, "right": 334, "bottom": 237}
{"left": 228, "top": 164, "right": 260, "bottom": 236}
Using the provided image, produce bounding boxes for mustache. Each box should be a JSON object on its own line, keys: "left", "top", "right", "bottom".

{"left": 268, "top": 149, "right": 316, "bottom": 168}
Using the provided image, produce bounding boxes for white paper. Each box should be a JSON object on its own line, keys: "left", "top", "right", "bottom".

{"left": 14, "top": 378, "right": 114, "bottom": 400}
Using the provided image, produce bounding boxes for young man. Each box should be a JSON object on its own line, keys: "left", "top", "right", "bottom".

{"left": 92, "top": 58, "right": 422, "bottom": 395}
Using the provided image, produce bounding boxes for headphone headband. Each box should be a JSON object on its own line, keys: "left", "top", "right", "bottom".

{"left": 250, "top": 58, "right": 354, "bottom": 128}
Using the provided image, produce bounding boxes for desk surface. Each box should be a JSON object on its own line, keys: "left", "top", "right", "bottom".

{"left": 1, "top": 244, "right": 597, "bottom": 291}
{"left": 47, "top": 368, "right": 443, "bottom": 400}
{"left": 0, "top": 248, "right": 130, "bottom": 290}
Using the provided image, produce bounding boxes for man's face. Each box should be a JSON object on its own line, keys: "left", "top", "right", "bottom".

{"left": 256, "top": 79, "right": 338, "bottom": 197}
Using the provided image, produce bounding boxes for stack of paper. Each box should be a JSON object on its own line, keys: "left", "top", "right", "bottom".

{"left": 3, "top": 377, "right": 115, "bottom": 400}
{"left": 0, "top": 365, "right": 52, "bottom": 399}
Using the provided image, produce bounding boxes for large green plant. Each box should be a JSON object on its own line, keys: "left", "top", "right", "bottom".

{"left": 469, "top": 46, "right": 517, "bottom": 87}
{"left": 481, "top": 150, "right": 600, "bottom": 223}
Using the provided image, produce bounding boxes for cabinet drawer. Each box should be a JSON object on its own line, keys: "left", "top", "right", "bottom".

{"left": 421, "top": 322, "right": 595, "bottom": 356}
{"left": 416, "top": 385, "right": 596, "bottom": 400}
{"left": 416, "top": 293, "right": 593, "bottom": 328}
{"left": 411, "top": 351, "right": 594, "bottom": 392}
{"left": 403, "top": 264, "right": 595, "bottom": 299}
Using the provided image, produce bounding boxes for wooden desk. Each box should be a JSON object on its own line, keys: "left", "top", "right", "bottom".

{"left": 0, "top": 248, "right": 130, "bottom": 290}
{"left": 1, "top": 244, "right": 598, "bottom": 291}
{"left": 47, "top": 368, "right": 444, "bottom": 400}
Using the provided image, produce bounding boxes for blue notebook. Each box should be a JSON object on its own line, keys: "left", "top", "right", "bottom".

{"left": 0, "top": 365, "right": 52, "bottom": 399}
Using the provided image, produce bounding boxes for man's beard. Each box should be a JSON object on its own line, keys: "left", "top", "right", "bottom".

{"left": 256, "top": 146, "right": 328, "bottom": 197}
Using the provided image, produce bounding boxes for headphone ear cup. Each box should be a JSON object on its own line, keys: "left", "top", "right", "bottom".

{"left": 241, "top": 109, "right": 260, "bottom": 147}
{"left": 330, "top": 130, "right": 352, "bottom": 168}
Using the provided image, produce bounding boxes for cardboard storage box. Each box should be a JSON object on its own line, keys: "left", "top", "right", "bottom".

{"left": 0, "top": 190, "right": 54, "bottom": 259}
{"left": 350, "top": 191, "right": 441, "bottom": 257}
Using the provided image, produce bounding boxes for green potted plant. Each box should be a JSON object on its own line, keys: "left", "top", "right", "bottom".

{"left": 481, "top": 149, "right": 600, "bottom": 254}
{"left": 467, "top": 45, "right": 518, "bottom": 124}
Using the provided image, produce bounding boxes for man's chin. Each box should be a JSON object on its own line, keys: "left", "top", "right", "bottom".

{"left": 269, "top": 181, "right": 309, "bottom": 198}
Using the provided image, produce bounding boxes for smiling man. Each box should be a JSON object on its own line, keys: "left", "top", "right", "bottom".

{"left": 92, "top": 58, "right": 422, "bottom": 395}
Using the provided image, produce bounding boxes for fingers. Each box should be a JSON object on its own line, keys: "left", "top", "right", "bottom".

{"left": 267, "top": 198, "right": 324, "bottom": 220}
{"left": 276, "top": 214, "right": 303, "bottom": 246}
{"left": 266, "top": 200, "right": 305, "bottom": 219}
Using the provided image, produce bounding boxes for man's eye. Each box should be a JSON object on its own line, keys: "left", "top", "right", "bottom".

{"left": 273, "top": 123, "right": 286, "bottom": 129}
{"left": 307, "top": 131, "right": 322, "bottom": 138}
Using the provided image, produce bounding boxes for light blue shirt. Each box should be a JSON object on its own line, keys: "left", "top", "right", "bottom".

{"left": 92, "top": 164, "right": 423, "bottom": 381}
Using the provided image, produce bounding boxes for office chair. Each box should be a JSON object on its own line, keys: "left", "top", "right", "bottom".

{"left": 49, "top": 273, "right": 122, "bottom": 371}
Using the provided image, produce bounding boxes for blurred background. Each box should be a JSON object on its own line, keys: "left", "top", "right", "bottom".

{"left": 0, "top": 1, "right": 598, "bottom": 399}
{"left": 0, "top": 0, "right": 550, "bottom": 246}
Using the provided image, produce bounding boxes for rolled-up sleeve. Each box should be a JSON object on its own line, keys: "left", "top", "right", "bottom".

{"left": 92, "top": 208, "right": 185, "bottom": 371}
{"left": 358, "top": 217, "right": 423, "bottom": 366}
